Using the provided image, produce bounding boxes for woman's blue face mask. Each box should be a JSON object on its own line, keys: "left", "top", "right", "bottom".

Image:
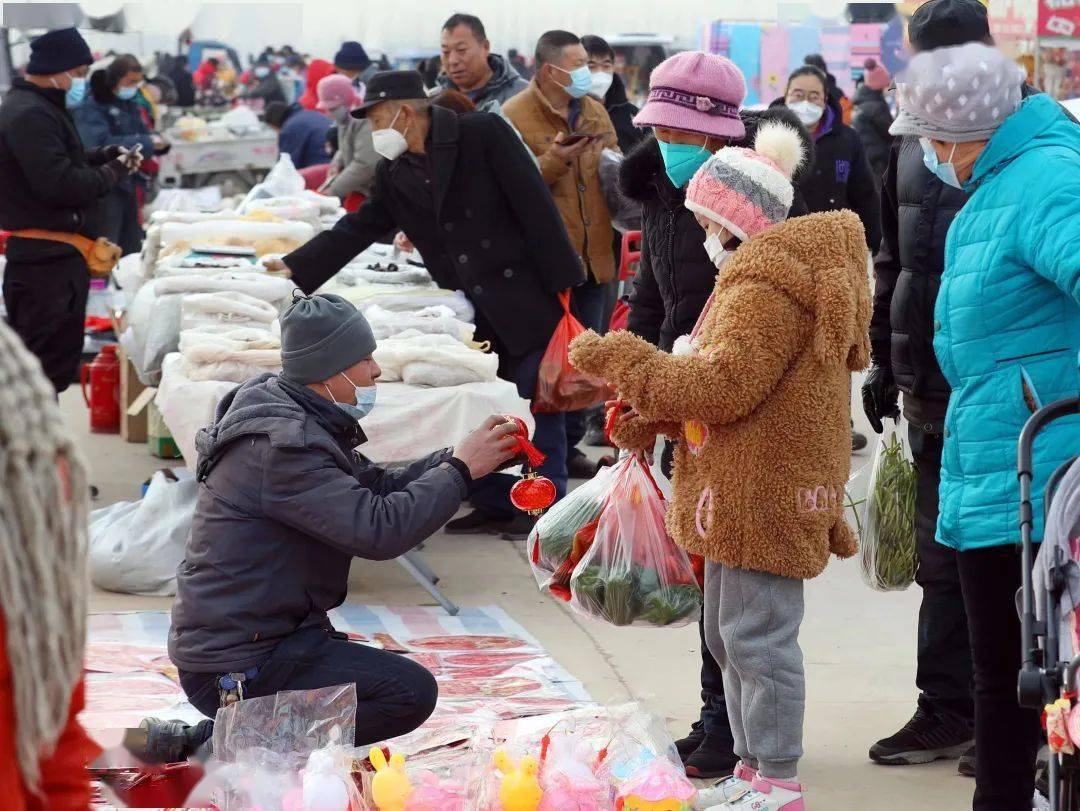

{"left": 920, "top": 137, "right": 963, "bottom": 190}
{"left": 657, "top": 139, "right": 711, "bottom": 188}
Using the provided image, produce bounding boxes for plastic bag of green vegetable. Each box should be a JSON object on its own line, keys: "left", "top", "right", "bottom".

{"left": 859, "top": 420, "right": 918, "bottom": 591}
{"left": 568, "top": 454, "right": 701, "bottom": 627}
{"left": 528, "top": 463, "right": 615, "bottom": 595}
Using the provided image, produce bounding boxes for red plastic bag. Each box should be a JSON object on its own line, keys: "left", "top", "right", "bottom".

{"left": 534, "top": 291, "right": 611, "bottom": 413}
{"left": 568, "top": 455, "right": 701, "bottom": 627}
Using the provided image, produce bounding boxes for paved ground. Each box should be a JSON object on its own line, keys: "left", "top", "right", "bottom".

{"left": 68, "top": 375, "right": 974, "bottom": 810}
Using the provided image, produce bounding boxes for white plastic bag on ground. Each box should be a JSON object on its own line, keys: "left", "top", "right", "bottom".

{"left": 89, "top": 469, "right": 196, "bottom": 596}
{"left": 858, "top": 419, "right": 918, "bottom": 591}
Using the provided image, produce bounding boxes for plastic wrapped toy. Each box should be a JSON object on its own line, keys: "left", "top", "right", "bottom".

{"left": 371, "top": 748, "right": 413, "bottom": 810}
{"left": 616, "top": 758, "right": 696, "bottom": 810}
{"left": 405, "top": 771, "right": 467, "bottom": 811}
{"left": 301, "top": 744, "right": 363, "bottom": 811}
{"left": 538, "top": 729, "right": 609, "bottom": 811}
{"left": 494, "top": 750, "right": 544, "bottom": 811}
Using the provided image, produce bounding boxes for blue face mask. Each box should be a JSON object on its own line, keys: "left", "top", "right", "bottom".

{"left": 657, "top": 139, "right": 711, "bottom": 188}
{"left": 255, "top": 66, "right": 270, "bottom": 79}
{"left": 554, "top": 64, "right": 593, "bottom": 99}
{"left": 328, "top": 372, "right": 377, "bottom": 421}
{"left": 64, "top": 74, "right": 87, "bottom": 107}
{"left": 116, "top": 84, "right": 139, "bottom": 101}
{"left": 920, "top": 137, "right": 963, "bottom": 190}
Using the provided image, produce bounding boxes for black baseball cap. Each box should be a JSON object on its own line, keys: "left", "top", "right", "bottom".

{"left": 352, "top": 70, "right": 427, "bottom": 118}
{"left": 909, "top": 0, "right": 991, "bottom": 53}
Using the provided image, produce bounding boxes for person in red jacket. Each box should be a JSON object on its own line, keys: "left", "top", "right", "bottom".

{"left": 298, "top": 58, "right": 335, "bottom": 110}
{"left": 0, "top": 315, "right": 98, "bottom": 810}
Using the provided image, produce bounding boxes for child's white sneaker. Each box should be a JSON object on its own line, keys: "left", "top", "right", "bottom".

{"left": 708, "top": 775, "right": 805, "bottom": 810}
{"left": 695, "top": 761, "right": 757, "bottom": 807}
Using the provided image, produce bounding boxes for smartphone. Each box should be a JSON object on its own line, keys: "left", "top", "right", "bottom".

{"left": 561, "top": 132, "right": 598, "bottom": 146}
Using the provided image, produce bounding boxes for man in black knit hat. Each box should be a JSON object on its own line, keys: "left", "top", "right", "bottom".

{"left": 0, "top": 28, "right": 131, "bottom": 392}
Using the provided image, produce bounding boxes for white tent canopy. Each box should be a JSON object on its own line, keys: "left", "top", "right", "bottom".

{"left": 8, "top": 0, "right": 853, "bottom": 66}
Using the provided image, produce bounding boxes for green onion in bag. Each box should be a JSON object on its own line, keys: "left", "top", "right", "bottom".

{"left": 860, "top": 430, "right": 918, "bottom": 591}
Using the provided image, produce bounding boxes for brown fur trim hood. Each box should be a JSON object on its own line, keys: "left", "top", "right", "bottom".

{"left": 570, "top": 210, "right": 871, "bottom": 580}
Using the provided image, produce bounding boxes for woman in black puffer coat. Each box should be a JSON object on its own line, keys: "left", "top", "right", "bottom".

{"left": 621, "top": 106, "right": 815, "bottom": 352}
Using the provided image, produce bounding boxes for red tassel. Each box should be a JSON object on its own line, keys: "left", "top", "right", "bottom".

{"left": 506, "top": 415, "right": 547, "bottom": 468}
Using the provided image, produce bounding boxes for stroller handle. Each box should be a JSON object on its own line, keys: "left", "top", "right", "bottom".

{"left": 1018, "top": 397, "right": 1080, "bottom": 711}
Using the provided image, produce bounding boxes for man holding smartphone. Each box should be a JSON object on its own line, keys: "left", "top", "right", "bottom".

{"left": 502, "top": 30, "right": 619, "bottom": 479}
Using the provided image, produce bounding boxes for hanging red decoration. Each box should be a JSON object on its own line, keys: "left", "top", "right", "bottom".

{"left": 511, "top": 473, "right": 557, "bottom": 515}
{"left": 505, "top": 416, "right": 556, "bottom": 515}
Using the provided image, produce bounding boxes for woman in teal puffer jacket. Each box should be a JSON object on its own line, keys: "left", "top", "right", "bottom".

{"left": 891, "top": 42, "right": 1080, "bottom": 810}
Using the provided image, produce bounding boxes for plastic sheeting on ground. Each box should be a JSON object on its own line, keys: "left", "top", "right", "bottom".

{"left": 156, "top": 353, "right": 533, "bottom": 468}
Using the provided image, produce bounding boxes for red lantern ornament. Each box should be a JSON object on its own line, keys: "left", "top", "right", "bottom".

{"left": 511, "top": 473, "right": 557, "bottom": 515}
{"left": 505, "top": 415, "right": 556, "bottom": 515}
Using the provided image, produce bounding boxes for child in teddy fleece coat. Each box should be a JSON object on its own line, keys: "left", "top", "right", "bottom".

{"left": 570, "top": 123, "right": 871, "bottom": 809}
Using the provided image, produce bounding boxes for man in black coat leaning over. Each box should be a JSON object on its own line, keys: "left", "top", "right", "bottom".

{"left": 271, "top": 71, "right": 585, "bottom": 539}
{"left": 862, "top": 0, "right": 993, "bottom": 773}
{"left": 0, "top": 27, "right": 129, "bottom": 392}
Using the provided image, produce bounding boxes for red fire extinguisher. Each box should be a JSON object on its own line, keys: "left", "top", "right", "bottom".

{"left": 81, "top": 344, "right": 121, "bottom": 433}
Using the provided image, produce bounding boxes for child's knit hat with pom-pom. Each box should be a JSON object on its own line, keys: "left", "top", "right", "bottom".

{"left": 684, "top": 122, "right": 806, "bottom": 241}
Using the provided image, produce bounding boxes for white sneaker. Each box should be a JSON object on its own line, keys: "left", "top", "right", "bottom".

{"left": 696, "top": 762, "right": 757, "bottom": 808}
{"left": 711, "top": 775, "right": 805, "bottom": 811}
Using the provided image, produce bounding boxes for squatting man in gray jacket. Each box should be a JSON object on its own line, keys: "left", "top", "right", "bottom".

{"left": 134, "top": 293, "right": 520, "bottom": 762}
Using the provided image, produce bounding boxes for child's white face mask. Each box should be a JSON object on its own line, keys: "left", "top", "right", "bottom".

{"left": 702, "top": 225, "right": 733, "bottom": 268}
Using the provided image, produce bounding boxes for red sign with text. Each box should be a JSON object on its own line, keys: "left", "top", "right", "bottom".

{"left": 1040, "top": 0, "right": 1080, "bottom": 37}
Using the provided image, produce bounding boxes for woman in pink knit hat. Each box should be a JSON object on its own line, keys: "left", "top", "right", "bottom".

{"left": 851, "top": 59, "right": 894, "bottom": 189}
{"left": 571, "top": 123, "right": 872, "bottom": 809}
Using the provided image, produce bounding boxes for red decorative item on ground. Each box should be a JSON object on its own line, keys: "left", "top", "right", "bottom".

{"left": 506, "top": 416, "right": 556, "bottom": 515}
{"left": 81, "top": 344, "right": 121, "bottom": 434}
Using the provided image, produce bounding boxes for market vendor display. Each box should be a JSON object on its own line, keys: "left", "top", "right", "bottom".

{"left": 267, "top": 69, "right": 586, "bottom": 540}
{"left": 141, "top": 293, "right": 521, "bottom": 762}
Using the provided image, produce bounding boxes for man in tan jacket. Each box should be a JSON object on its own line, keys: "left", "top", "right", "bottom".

{"left": 502, "top": 30, "right": 619, "bottom": 477}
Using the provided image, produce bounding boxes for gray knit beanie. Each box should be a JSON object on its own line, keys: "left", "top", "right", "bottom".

{"left": 280, "top": 293, "right": 377, "bottom": 384}
{"left": 890, "top": 42, "right": 1025, "bottom": 142}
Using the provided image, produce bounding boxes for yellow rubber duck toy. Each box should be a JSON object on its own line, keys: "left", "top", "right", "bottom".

{"left": 369, "top": 747, "right": 413, "bottom": 811}
{"left": 494, "top": 750, "right": 543, "bottom": 811}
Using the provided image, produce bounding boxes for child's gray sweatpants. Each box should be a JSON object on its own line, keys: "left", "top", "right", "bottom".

{"left": 703, "top": 560, "right": 805, "bottom": 779}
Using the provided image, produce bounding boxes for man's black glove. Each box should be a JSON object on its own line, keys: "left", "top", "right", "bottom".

{"left": 100, "top": 158, "right": 127, "bottom": 185}
{"left": 862, "top": 364, "right": 900, "bottom": 434}
{"left": 85, "top": 144, "right": 124, "bottom": 167}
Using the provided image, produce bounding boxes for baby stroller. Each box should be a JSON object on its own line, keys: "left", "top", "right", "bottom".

{"left": 1019, "top": 397, "right": 1080, "bottom": 809}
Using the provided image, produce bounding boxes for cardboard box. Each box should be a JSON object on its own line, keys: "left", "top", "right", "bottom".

{"left": 147, "top": 400, "right": 182, "bottom": 459}
{"left": 119, "top": 349, "right": 148, "bottom": 443}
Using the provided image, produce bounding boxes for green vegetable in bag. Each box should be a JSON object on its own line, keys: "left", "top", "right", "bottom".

{"left": 601, "top": 565, "right": 641, "bottom": 626}
{"left": 642, "top": 585, "right": 703, "bottom": 626}
{"left": 864, "top": 431, "right": 918, "bottom": 590}
{"left": 572, "top": 565, "right": 606, "bottom": 614}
